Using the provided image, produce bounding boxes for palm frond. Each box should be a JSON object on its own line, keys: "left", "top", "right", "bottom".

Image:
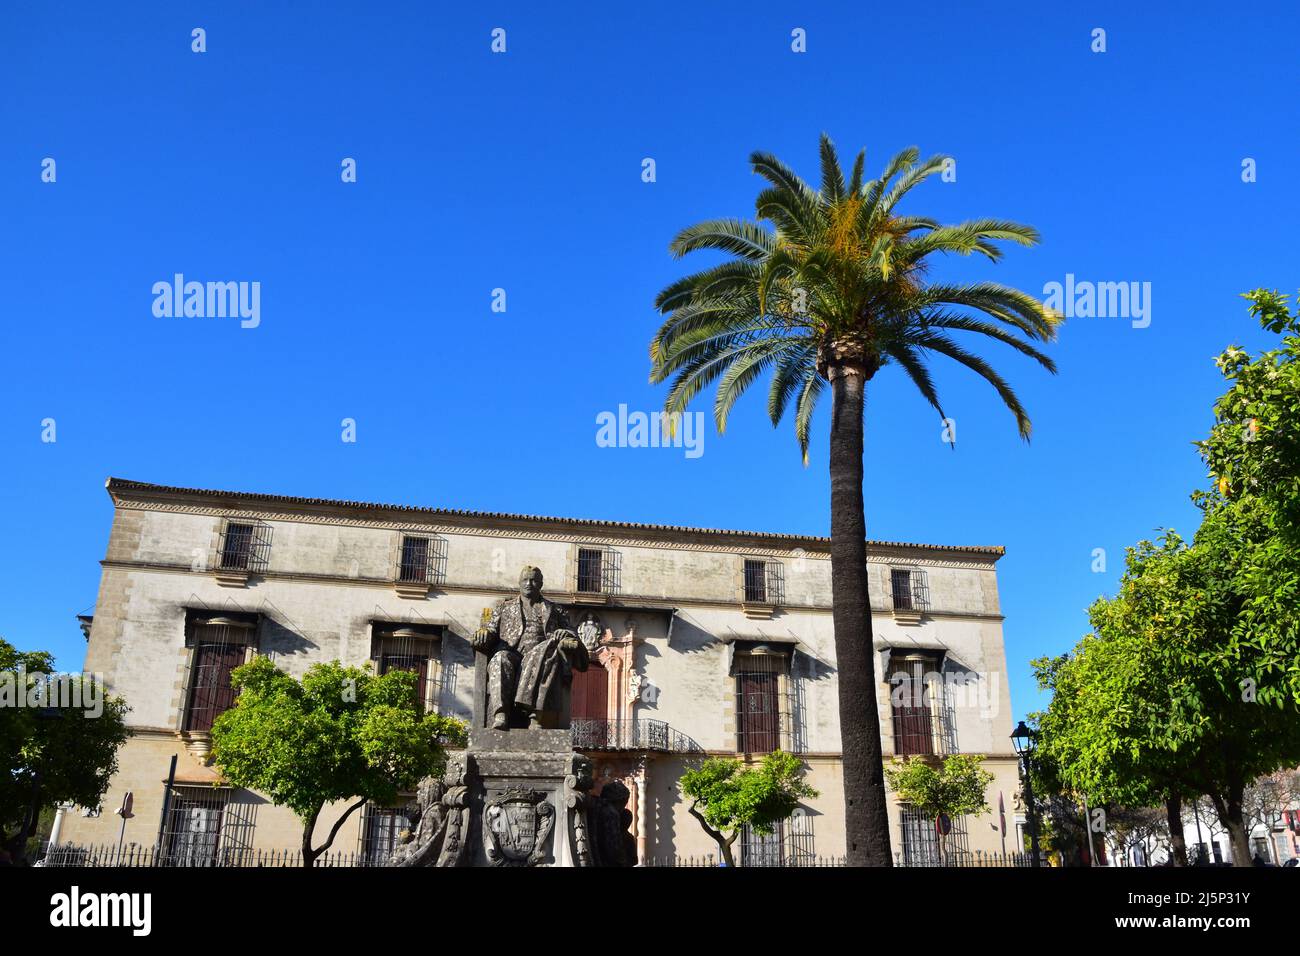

{"left": 668, "top": 219, "right": 776, "bottom": 261}
{"left": 910, "top": 331, "right": 1035, "bottom": 439}
{"left": 917, "top": 312, "right": 1058, "bottom": 372}
{"left": 818, "top": 134, "right": 846, "bottom": 202}
{"left": 794, "top": 370, "right": 825, "bottom": 463}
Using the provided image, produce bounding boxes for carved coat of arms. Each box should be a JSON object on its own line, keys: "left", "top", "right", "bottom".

{"left": 483, "top": 789, "right": 555, "bottom": 866}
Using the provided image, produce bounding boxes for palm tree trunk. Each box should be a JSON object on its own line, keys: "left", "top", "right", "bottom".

{"left": 828, "top": 362, "right": 892, "bottom": 866}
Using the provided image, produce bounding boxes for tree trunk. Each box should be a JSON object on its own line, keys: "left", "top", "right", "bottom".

{"left": 301, "top": 797, "right": 368, "bottom": 868}
{"left": 1209, "top": 789, "right": 1253, "bottom": 867}
{"left": 1164, "top": 796, "right": 1188, "bottom": 866}
{"left": 301, "top": 807, "right": 321, "bottom": 869}
{"left": 827, "top": 363, "right": 892, "bottom": 866}
{"left": 687, "top": 802, "right": 736, "bottom": 867}
{"left": 9, "top": 777, "right": 43, "bottom": 864}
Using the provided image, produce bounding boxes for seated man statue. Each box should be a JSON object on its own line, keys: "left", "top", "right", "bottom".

{"left": 473, "top": 566, "right": 589, "bottom": 730}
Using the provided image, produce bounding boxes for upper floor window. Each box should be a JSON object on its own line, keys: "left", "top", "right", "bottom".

{"left": 397, "top": 534, "right": 446, "bottom": 585}
{"left": 216, "top": 520, "right": 271, "bottom": 574}
{"left": 183, "top": 613, "right": 258, "bottom": 733}
{"left": 576, "top": 546, "right": 620, "bottom": 595}
{"left": 889, "top": 567, "right": 931, "bottom": 612}
{"left": 742, "top": 558, "right": 785, "bottom": 605}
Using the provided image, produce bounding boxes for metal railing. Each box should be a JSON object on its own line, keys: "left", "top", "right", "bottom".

{"left": 571, "top": 718, "right": 703, "bottom": 753}
{"left": 895, "top": 848, "right": 1035, "bottom": 868}
{"left": 645, "top": 854, "right": 846, "bottom": 867}
{"left": 39, "top": 843, "right": 381, "bottom": 868}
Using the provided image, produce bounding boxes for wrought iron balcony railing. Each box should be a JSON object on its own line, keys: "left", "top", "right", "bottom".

{"left": 571, "top": 718, "right": 703, "bottom": 754}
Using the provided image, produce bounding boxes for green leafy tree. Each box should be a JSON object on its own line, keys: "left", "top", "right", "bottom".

{"left": 678, "top": 751, "right": 818, "bottom": 867}
{"left": 650, "top": 135, "right": 1060, "bottom": 864}
{"left": 883, "top": 754, "right": 993, "bottom": 864}
{"left": 211, "top": 656, "right": 467, "bottom": 867}
{"left": 0, "top": 638, "right": 130, "bottom": 863}
{"left": 1199, "top": 289, "right": 1300, "bottom": 531}
{"left": 1034, "top": 290, "right": 1300, "bottom": 867}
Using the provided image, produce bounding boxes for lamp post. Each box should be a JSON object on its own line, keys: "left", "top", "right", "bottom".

{"left": 1011, "top": 720, "right": 1042, "bottom": 868}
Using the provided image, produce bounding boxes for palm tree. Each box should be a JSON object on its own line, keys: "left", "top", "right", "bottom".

{"left": 649, "top": 135, "right": 1061, "bottom": 866}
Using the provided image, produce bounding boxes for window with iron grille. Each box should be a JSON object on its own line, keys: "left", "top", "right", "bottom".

{"left": 743, "top": 559, "right": 785, "bottom": 605}
{"left": 576, "top": 546, "right": 620, "bottom": 594}
{"left": 371, "top": 625, "right": 440, "bottom": 713}
{"left": 890, "top": 567, "right": 931, "bottom": 612}
{"left": 183, "top": 615, "right": 257, "bottom": 733}
{"left": 577, "top": 547, "right": 603, "bottom": 593}
{"left": 739, "top": 811, "right": 815, "bottom": 866}
{"left": 889, "top": 654, "right": 940, "bottom": 756}
{"left": 159, "top": 786, "right": 257, "bottom": 867}
{"left": 359, "top": 804, "right": 415, "bottom": 865}
{"left": 736, "top": 651, "right": 785, "bottom": 754}
{"left": 397, "top": 534, "right": 446, "bottom": 585}
{"left": 217, "top": 520, "right": 271, "bottom": 573}
{"left": 899, "top": 803, "right": 969, "bottom": 866}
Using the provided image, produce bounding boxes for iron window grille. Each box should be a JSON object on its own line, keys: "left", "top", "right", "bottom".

{"left": 899, "top": 804, "right": 970, "bottom": 867}
{"left": 370, "top": 625, "right": 440, "bottom": 713}
{"left": 735, "top": 650, "right": 789, "bottom": 754}
{"left": 359, "top": 803, "right": 416, "bottom": 865}
{"left": 740, "top": 811, "right": 815, "bottom": 867}
{"left": 217, "top": 520, "right": 272, "bottom": 573}
{"left": 397, "top": 534, "right": 447, "bottom": 585}
{"left": 890, "top": 567, "right": 931, "bottom": 612}
{"left": 576, "top": 546, "right": 620, "bottom": 595}
{"left": 743, "top": 558, "right": 786, "bottom": 605}
{"left": 182, "top": 614, "right": 257, "bottom": 733}
{"left": 888, "top": 654, "right": 947, "bottom": 757}
{"left": 158, "top": 785, "right": 257, "bottom": 867}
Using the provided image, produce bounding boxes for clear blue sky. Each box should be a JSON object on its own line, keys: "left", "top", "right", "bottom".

{"left": 2, "top": 2, "right": 1296, "bottom": 726}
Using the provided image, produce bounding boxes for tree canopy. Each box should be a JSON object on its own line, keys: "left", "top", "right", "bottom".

{"left": 211, "top": 656, "right": 466, "bottom": 865}
{"left": 1032, "top": 289, "right": 1300, "bottom": 866}
{"left": 678, "top": 751, "right": 817, "bottom": 866}
{"left": 1, "top": 638, "right": 129, "bottom": 862}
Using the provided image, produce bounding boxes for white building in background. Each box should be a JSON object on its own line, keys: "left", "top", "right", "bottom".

{"left": 59, "top": 478, "right": 1023, "bottom": 865}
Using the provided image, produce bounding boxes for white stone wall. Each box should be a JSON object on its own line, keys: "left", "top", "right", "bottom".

{"left": 65, "top": 488, "right": 1021, "bottom": 860}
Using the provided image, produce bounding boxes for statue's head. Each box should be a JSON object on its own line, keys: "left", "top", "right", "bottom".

{"left": 518, "top": 566, "right": 543, "bottom": 599}
{"left": 600, "top": 781, "right": 631, "bottom": 808}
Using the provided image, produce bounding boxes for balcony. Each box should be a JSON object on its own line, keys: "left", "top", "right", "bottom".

{"left": 572, "top": 718, "right": 703, "bottom": 754}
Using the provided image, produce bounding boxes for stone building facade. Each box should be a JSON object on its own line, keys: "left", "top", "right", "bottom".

{"left": 58, "top": 478, "right": 1023, "bottom": 864}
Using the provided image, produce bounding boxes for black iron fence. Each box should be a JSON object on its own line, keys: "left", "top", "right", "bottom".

{"left": 41, "top": 842, "right": 1035, "bottom": 868}
{"left": 647, "top": 850, "right": 1033, "bottom": 868}
{"left": 39, "top": 843, "right": 382, "bottom": 867}
{"left": 571, "top": 718, "right": 703, "bottom": 753}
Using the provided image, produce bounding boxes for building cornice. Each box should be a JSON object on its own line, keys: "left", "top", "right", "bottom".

{"left": 104, "top": 477, "right": 1005, "bottom": 563}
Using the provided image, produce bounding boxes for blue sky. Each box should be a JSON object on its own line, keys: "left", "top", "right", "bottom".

{"left": 2, "top": 2, "right": 1297, "bottom": 725}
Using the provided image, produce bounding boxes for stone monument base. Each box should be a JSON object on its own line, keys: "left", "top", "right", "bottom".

{"left": 462, "top": 728, "right": 594, "bottom": 867}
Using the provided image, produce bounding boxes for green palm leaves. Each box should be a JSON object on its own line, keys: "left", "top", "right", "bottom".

{"left": 650, "top": 135, "right": 1062, "bottom": 461}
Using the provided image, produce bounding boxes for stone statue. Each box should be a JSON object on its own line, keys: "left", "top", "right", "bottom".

{"left": 386, "top": 753, "right": 471, "bottom": 868}
{"left": 386, "top": 774, "right": 447, "bottom": 867}
{"left": 588, "top": 781, "right": 637, "bottom": 867}
{"left": 473, "top": 566, "right": 589, "bottom": 730}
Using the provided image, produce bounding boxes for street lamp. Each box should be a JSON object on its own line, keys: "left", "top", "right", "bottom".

{"left": 1011, "top": 720, "right": 1042, "bottom": 868}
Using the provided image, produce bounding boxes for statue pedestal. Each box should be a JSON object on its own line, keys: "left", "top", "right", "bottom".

{"left": 461, "top": 728, "right": 594, "bottom": 867}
